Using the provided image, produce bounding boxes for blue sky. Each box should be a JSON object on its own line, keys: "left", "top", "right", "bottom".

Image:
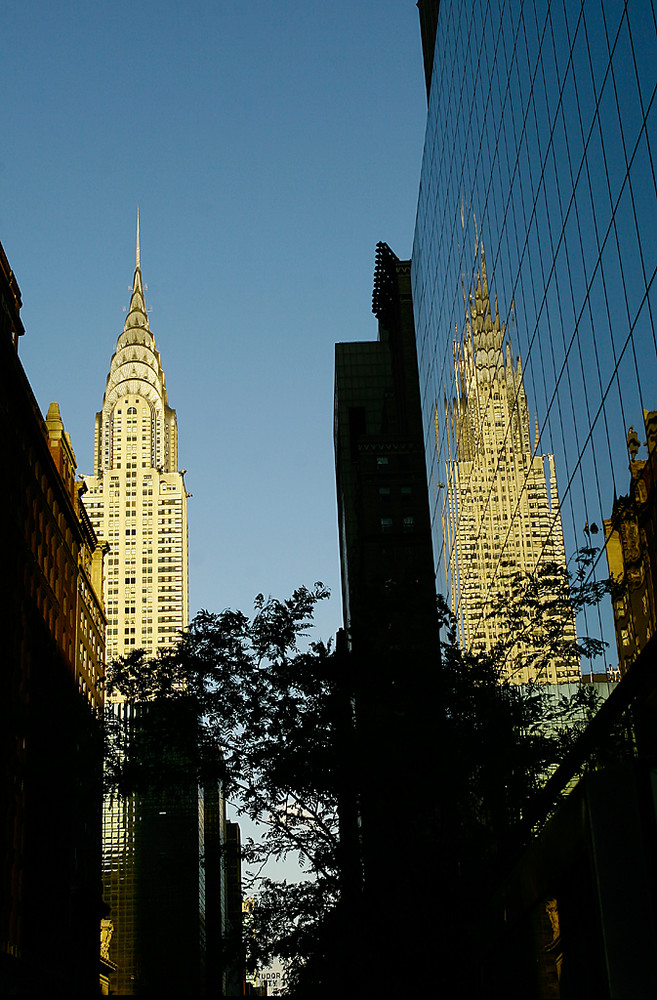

{"left": 1, "top": 1, "right": 428, "bottom": 644}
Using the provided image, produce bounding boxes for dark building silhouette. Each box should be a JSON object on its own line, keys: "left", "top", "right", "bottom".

{"left": 484, "top": 757, "right": 657, "bottom": 999}
{"left": 0, "top": 242, "right": 105, "bottom": 994}
{"left": 222, "top": 822, "right": 244, "bottom": 997}
{"left": 335, "top": 242, "right": 437, "bottom": 659}
{"left": 334, "top": 242, "right": 439, "bottom": 982}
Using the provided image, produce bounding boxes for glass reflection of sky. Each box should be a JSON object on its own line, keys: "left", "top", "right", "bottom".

{"left": 412, "top": 0, "right": 657, "bottom": 671}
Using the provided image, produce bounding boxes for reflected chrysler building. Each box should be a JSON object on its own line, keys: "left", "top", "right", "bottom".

{"left": 442, "top": 245, "right": 578, "bottom": 684}
{"left": 83, "top": 213, "right": 189, "bottom": 659}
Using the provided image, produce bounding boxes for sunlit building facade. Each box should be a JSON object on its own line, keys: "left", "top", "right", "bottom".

{"left": 83, "top": 214, "right": 189, "bottom": 660}
{"left": 604, "top": 408, "right": 657, "bottom": 674}
{"left": 45, "top": 400, "right": 108, "bottom": 707}
{"left": 82, "top": 218, "right": 205, "bottom": 995}
{"left": 413, "top": 0, "right": 657, "bottom": 677}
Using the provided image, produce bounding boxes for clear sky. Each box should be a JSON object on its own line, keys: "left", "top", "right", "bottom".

{"left": 1, "top": 1, "right": 428, "bottom": 645}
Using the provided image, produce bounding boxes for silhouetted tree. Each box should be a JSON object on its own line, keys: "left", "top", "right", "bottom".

{"left": 105, "top": 583, "right": 342, "bottom": 993}
{"left": 429, "top": 548, "right": 619, "bottom": 995}
{"left": 104, "top": 553, "right": 617, "bottom": 994}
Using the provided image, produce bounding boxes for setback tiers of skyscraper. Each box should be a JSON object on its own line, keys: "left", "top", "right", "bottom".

{"left": 83, "top": 213, "right": 189, "bottom": 660}
{"left": 82, "top": 218, "right": 226, "bottom": 996}
{"left": 442, "top": 245, "right": 578, "bottom": 683}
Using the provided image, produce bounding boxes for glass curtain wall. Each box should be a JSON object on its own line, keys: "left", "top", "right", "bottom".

{"left": 413, "top": 0, "right": 657, "bottom": 679}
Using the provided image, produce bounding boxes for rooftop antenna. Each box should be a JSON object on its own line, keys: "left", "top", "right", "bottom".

{"left": 136, "top": 205, "right": 141, "bottom": 270}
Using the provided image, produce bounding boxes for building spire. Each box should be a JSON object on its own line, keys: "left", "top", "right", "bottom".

{"left": 121, "top": 209, "right": 150, "bottom": 334}
{"left": 136, "top": 206, "right": 141, "bottom": 271}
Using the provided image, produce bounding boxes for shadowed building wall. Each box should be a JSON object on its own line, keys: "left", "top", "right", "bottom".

{"left": 0, "top": 242, "right": 105, "bottom": 995}
{"left": 334, "top": 242, "right": 440, "bottom": 982}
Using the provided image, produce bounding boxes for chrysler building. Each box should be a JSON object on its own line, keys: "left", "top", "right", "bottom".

{"left": 442, "top": 245, "right": 578, "bottom": 684}
{"left": 83, "top": 213, "right": 189, "bottom": 660}
{"left": 82, "top": 216, "right": 192, "bottom": 994}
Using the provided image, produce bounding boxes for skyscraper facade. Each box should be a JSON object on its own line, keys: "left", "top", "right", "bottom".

{"left": 412, "top": 0, "right": 657, "bottom": 677}
{"left": 83, "top": 214, "right": 189, "bottom": 660}
{"left": 83, "top": 219, "right": 204, "bottom": 995}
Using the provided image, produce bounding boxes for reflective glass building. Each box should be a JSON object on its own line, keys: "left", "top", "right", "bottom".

{"left": 413, "top": 0, "right": 657, "bottom": 676}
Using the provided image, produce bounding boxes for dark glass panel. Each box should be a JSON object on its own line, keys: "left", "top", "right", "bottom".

{"left": 542, "top": 272, "right": 564, "bottom": 405}
{"left": 612, "top": 15, "right": 645, "bottom": 159}
{"left": 531, "top": 52, "right": 551, "bottom": 161}
{"left": 538, "top": 151, "right": 561, "bottom": 271}
{"left": 523, "top": 80, "right": 542, "bottom": 180}
{"left": 626, "top": 1, "right": 657, "bottom": 113}
{"left": 531, "top": 0, "right": 550, "bottom": 40}
{"left": 573, "top": 163, "right": 599, "bottom": 285}
{"left": 582, "top": 0, "right": 610, "bottom": 98}
{"left": 518, "top": 244, "right": 541, "bottom": 346}
{"left": 644, "top": 279, "right": 657, "bottom": 401}
{"left": 631, "top": 298, "right": 657, "bottom": 412}
{"left": 550, "top": 108, "right": 573, "bottom": 212}
{"left": 562, "top": 0, "right": 583, "bottom": 43}
{"left": 547, "top": 0, "right": 570, "bottom": 89}
{"left": 613, "top": 345, "right": 643, "bottom": 476}
{"left": 573, "top": 304, "right": 604, "bottom": 421}
{"left": 563, "top": 199, "right": 588, "bottom": 323}
{"left": 613, "top": 184, "right": 646, "bottom": 326}
{"left": 539, "top": 23, "right": 561, "bottom": 127}
{"left": 597, "top": 72, "right": 626, "bottom": 209}
{"left": 587, "top": 265, "right": 619, "bottom": 407}
{"left": 561, "top": 62, "right": 585, "bottom": 178}
{"left": 522, "top": 0, "right": 541, "bottom": 70}
{"left": 553, "top": 234, "right": 577, "bottom": 344}
{"left": 571, "top": 21, "right": 597, "bottom": 140}
{"left": 584, "top": 118, "right": 613, "bottom": 243}
{"left": 601, "top": 0, "right": 627, "bottom": 52}
{"left": 600, "top": 223, "right": 630, "bottom": 357}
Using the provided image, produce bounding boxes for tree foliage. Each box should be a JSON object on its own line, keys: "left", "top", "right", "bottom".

{"left": 434, "top": 548, "right": 613, "bottom": 863}
{"left": 104, "top": 550, "right": 618, "bottom": 994}
{"left": 485, "top": 546, "right": 611, "bottom": 680}
{"left": 104, "top": 583, "right": 341, "bottom": 992}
